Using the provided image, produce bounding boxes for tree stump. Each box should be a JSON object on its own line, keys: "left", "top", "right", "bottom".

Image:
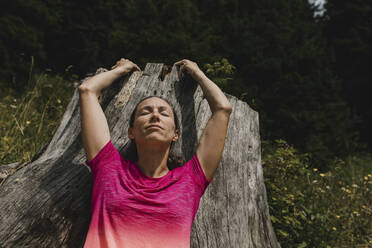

{"left": 0, "top": 63, "right": 280, "bottom": 247}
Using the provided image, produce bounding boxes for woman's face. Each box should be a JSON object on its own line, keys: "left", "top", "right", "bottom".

{"left": 128, "top": 97, "right": 179, "bottom": 146}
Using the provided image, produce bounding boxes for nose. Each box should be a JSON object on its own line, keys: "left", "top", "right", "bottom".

{"left": 150, "top": 110, "right": 160, "bottom": 122}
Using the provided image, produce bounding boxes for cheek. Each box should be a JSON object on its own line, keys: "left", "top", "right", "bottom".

{"left": 134, "top": 117, "right": 147, "bottom": 128}
{"left": 132, "top": 124, "right": 144, "bottom": 136}
{"left": 167, "top": 120, "right": 176, "bottom": 132}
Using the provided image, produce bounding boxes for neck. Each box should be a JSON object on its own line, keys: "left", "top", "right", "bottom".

{"left": 136, "top": 142, "right": 170, "bottom": 178}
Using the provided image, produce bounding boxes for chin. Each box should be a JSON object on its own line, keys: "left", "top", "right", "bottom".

{"left": 141, "top": 135, "right": 170, "bottom": 145}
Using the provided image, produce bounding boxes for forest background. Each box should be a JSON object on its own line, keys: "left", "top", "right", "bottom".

{"left": 0, "top": 0, "right": 371, "bottom": 247}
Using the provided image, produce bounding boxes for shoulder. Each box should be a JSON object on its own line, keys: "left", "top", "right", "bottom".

{"left": 181, "top": 153, "right": 212, "bottom": 193}
{"left": 85, "top": 140, "right": 126, "bottom": 173}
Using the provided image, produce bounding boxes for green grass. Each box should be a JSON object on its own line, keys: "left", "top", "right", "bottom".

{"left": 0, "top": 71, "right": 76, "bottom": 165}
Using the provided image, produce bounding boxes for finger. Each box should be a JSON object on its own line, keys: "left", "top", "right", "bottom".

{"left": 179, "top": 64, "right": 185, "bottom": 79}
{"left": 135, "top": 64, "right": 141, "bottom": 71}
{"left": 129, "top": 61, "right": 139, "bottom": 70}
{"left": 174, "top": 60, "right": 186, "bottom": 66}
{"left": 132, "top": 63, "right": 140, "bottom": 71}
{"left": 178, "top": 65, "right": 182, "bottom": 79}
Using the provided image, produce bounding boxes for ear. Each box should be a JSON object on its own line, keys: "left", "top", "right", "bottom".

{"left": 128, "top": 127, "right": 135, "bottom": 140}
{"left": 172, "top": 129, "right": 179, "bottom": 142}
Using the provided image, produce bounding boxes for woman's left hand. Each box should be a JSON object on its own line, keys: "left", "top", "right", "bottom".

{"left": 174, "top": 59, "right": 205, "bottom": 81}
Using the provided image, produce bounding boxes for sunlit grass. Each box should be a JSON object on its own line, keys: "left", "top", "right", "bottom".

{"left": 0, "top": 70, "right": 76, "bottom": 165}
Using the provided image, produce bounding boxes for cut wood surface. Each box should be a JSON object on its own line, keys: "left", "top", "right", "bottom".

{"left": 0, "top": 63, "right": 280, "bottom": 248}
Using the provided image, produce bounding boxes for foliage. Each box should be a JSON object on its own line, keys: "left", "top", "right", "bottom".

{"left": 0, "top": 68, "right": 75, "bottom": 164}
{"left": 262, "top": 139, "right": 372, "bottom": 247}
{"left": 203, "top": 58, "right": 236, "bottom": 91}
{"left": 1, "top": 0, "right": 370, "bottom": 167}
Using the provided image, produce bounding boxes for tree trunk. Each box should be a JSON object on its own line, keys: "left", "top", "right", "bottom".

{"left": 0, "top": 63, "right": 280, "bottom": 248}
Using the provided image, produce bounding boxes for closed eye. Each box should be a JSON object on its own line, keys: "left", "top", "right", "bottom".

{"left": 140, "top": 111, "right": 150, "bottom": 115}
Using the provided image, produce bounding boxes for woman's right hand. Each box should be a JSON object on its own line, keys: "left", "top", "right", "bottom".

{"left": 111, "top": 58, "right": 141, "bottom": 76}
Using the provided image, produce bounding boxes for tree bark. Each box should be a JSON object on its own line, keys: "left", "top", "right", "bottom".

{"left": 0, "top": 63, "right": 280, "bottom": 248}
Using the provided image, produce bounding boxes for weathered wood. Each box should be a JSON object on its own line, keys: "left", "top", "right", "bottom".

{"left": 0, "top": 63, "right": 280, "bottom": 247}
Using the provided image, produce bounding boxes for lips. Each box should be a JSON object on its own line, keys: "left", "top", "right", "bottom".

{"left": 146, "top": 124, "right": 163, "bottom": 129}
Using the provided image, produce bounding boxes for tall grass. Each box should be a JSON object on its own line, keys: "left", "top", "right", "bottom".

{"left": 0, "top": 68, "right": 76, "bottom": 165}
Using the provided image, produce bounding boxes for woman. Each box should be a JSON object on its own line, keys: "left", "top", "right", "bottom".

{"left": 79, "top": 58, "right": 232, "bottom": 248}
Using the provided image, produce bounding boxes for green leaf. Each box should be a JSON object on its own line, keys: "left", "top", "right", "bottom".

{"left": 297, "top": 241, "right": 307, "bottom": 248}
{"left": 270, "top": 215, "right": 280, "bottom": 223}
{"left": 278, "top": 229, "right": 289, "bottom": 237}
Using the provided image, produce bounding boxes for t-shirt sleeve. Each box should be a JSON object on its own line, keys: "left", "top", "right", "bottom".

{"left": 84, "top": 140, "right": 122, "bottom": 176}
{"left": 186, "top": 153, "right": 213, "bottom": 195}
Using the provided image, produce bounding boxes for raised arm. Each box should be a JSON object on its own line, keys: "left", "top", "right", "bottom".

{"left": 174, "top": 59, "right": 232, "bottom": 181}
{"left": 79, "top": 58, "right": 141, "bottom": 162}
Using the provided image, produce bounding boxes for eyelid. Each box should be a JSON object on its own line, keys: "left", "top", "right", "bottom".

{"left": 140, "top": 110, "right": 150, "bottom": 115}
{"left": 161, "top": 109, "right": 170, "bottom": 114}
{"left": 140, "top": 107, "right": 170, "bottom": 115}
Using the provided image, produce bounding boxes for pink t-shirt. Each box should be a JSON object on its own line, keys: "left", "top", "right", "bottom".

{"left": 83, "top": 140, "right": 212, "bottom": 248}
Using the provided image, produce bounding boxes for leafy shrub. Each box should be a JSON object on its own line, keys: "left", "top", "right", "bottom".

{"left": 262, "top": 139, "right": 372, "bottom": 248}
{"left": 203, "top": 58, "right": 236, "bottom": 91}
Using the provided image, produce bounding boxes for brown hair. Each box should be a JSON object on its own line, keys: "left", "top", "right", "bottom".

{"left": 129, "top": 96, "right": 185, "bottom": 169}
